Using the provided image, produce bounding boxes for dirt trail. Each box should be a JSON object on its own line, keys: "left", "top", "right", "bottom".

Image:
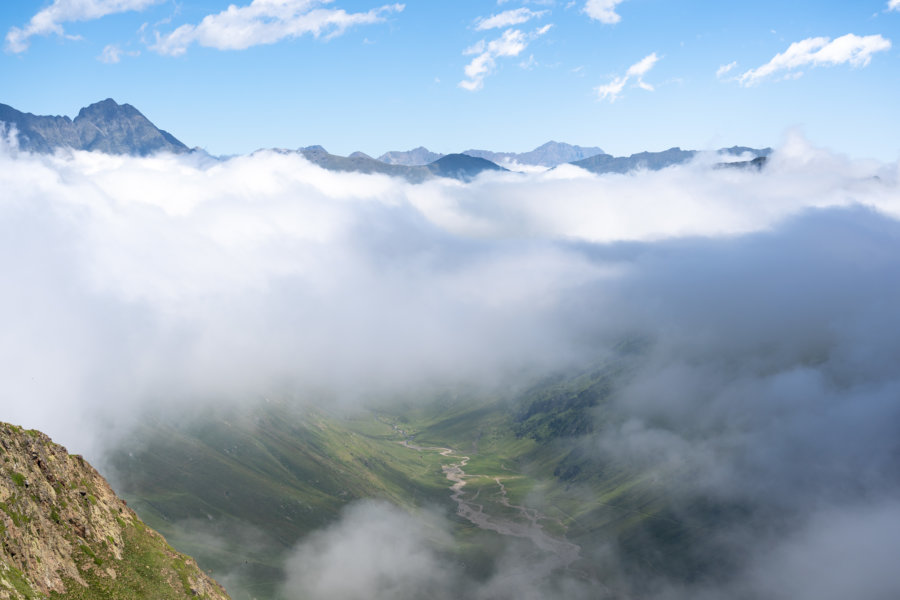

{"left": 400, "top": 440, "right": 582, "bottom": 571}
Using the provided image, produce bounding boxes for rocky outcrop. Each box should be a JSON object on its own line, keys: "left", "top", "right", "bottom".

{"left": 0, "top": 422, "right": 230, "bottom": 599}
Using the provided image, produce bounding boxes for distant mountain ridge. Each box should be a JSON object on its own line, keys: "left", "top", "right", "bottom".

{"left": 463, "top": 141, "right": 606, "bottom": 167}
{"left": 571, "top": 145, "right": 772, "bottom": 174}
{"left": 0, "top": 98, "right": 188, "bottom": 156}
{"left": 377, "top": 141, "right": 606, "bottom": 167}
{"left": 0, "top": 99, "right": 771, "bottom": 177}
{"left": 295, "top": 146, "right": 506, "bottom": 183}
{"left": 378, "top": 146, "right": 444, "bottom": 166}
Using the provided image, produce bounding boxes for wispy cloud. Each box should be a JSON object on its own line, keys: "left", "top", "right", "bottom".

{"left": 151, "top": 0, "right": 404, "bottom": 56}
{"left": 5, "top": 0, "right": 163, "bottom": 53}
{"left": 584, "top": 0, "right": 626, "bottom": 24}
{"left": 459, "top": 25, "right": 552, "bottom": 91}
{"left": 98, "top": 43, "right": 122, "bottom": 63}
{"left": 476, "top": 8, "right": 548, "bottom": 31}
{"left": 889, "top": 0, "right": 900, "bottom": 11}
{"left": 716, "top": 61, "right": 737, "bottom": 78}
{"left": 738, "top": 33, "right": 891, "bottom": 86}
{"left": 595, "top": 52, "right": 659, "bottom": 102}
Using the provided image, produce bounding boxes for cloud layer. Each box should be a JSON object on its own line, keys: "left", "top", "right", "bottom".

{"left": 2, "top": 132, "right": 900, "bottom": 597}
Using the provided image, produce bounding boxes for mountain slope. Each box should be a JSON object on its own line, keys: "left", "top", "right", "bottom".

{"left": 110, "top": 405, "right": 453, "bottom": 599}
{"left": 426, "top": 153, "right": 507, "bottom": 181}
{"left": 0, "top": 99, "right": 189, "bottom": 156}
{"left": 0, "top": 422, "right": 229, "bottom": 600}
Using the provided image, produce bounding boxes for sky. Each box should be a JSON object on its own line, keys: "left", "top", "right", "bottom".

{"left": 2, "top": 0, "right": 899, "bottom": 159}
{"left": 4, "top": 5, "right": 900, "bottom": 600}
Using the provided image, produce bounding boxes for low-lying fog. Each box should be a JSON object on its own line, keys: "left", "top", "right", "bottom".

{"left": 2, "top": 130, "right": 899, "bottom": 599}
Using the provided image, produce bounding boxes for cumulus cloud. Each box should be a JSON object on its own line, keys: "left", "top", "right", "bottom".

{"left": 5, "top": 0, "right": 163, "bottom": 53}
{"left": 476, "top": 8, "right": 548, "bottom": 30}
{"left": 459, "top": 25, "right": 552, "bottom": 91}
{"left": 738, "top": 33, "right": 891, "bottom": 86}
{"left": 151, "top": 0, "right": 404, "bottom": 56}
{"left": 595, "top": 52, "right": 659, "bottom": 101}
{"left": 889, "top": 0, "right": 900, "bottom": 11}
{"left": 584, "top": 0, "right": 626, "bottom": 24}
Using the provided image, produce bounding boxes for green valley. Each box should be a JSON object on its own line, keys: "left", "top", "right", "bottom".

{"left": 109, "top": 358, "right": 695, "bottom": 599}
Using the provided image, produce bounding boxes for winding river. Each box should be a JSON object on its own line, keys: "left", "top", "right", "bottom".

{"left": 400, "top": 440, "right": 582, "bottom": 572}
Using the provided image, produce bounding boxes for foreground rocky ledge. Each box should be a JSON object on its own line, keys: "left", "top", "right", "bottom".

{"left": 0, "top": 422, "right": 230, "bottom": 600}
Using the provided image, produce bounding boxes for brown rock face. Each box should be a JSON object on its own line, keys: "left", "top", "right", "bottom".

{"left": 0, "top": 422, "right": 230, "bottom": 600}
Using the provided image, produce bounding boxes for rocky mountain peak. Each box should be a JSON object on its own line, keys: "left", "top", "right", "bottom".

{"left": 0, "top": 99, "right": 188, "bottom": 156}
{"left": 74, "top": 98, "right": 141, "bottom": 123}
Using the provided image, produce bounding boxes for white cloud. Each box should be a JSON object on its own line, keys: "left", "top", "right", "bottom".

{"left": 595, "top": 52, "right": 659, "bottom": 101}
{"left": 5, "top": 0, "right": 163, "bottom": 53}
{"left": 281, "top": 502, "right": 455, "bottom": 600}
{"left": 98, "top": 43, "right": 139, "bottom": 63}
{"left": 716, "top": 60, "right": 737, "bottom": 78}
{"left": 151, "top": 0, "right": 404, "bottom": 56}
{"left": 2, "top": 131, "right": 900, "bottom": 465}
{"left": 98, "top": 44, "right": 122, "bottom": 63}
{"left": 584, "top": 0, "right": 626, "bottom": 24}
{"left": 459, "top": 25, "right": 552, "bottom": 91}
{"left": 738, "top": 33, "right": 891, "bottom": 86}
{"left": 889, "top": 0, "right": 900, "bottom": 11}
{"left": 595, "top": 76, "right": 627, "bottom": 102}
{"left": 476, "top": 8, "right": 548, "bottom": 30}
{"left": 626, "top": 52, "right": 658, "bottom": 77}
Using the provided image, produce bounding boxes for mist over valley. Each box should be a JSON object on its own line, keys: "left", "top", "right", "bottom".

{"left": 1, "top": 92, "right": 900, "bottom": 599}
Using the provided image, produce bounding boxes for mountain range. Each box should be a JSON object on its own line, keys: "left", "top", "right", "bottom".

{"left": 0, "top": 100, "right": 771, "bottom": 179}
{"left": 377, "top": 141, "right": 607, "bottom": 168}
{"left": 295, "top": 145, "right": 506, "bottom": 183}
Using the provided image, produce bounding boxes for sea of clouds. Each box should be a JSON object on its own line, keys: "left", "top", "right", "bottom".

{"left": 2, "top": 130, "right": 899, "bottom": 599}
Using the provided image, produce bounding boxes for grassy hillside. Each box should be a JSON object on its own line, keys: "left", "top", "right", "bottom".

{"left": 0, "top": 422, "right": 229, "bottom": 600}
{"left": 111, "top": 361, "right": 699, "bottom": 598}
{"left": 111, "top": 403, "right": 456, "bottom": 599}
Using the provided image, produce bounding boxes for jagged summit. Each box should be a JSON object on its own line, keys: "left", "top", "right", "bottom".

{"left": 75, "top": 98, "right": 141, "bottom": 121}
{"left": 0, "top": 99, "right": 188, "bottom": 156}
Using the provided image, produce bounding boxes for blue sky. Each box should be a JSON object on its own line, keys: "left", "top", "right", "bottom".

{"left": 2, "top": 0, "right": 899, "bottom": 159}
